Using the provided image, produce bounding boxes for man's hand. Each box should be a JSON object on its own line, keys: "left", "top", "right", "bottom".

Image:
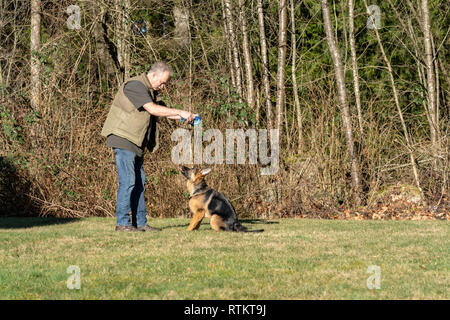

{"left": 179, "top": 110, "right": 198, "bottom": 123}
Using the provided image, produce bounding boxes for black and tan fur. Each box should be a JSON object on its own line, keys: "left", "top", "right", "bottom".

{"left": 180, "top": 166, "right": 264, "bottom": 233}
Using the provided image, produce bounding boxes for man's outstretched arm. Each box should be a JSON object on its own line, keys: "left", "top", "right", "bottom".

{"left": 143, "top": 101, "right": 196, "bottom": 122}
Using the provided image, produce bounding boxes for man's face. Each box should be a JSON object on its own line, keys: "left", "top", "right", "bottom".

{"left": 149, "top": 71, "right": 170, "bottom": 91}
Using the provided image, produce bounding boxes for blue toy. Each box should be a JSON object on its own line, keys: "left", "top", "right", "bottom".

{"left": 180, "top": 116, "right": 201, "bottom": 126}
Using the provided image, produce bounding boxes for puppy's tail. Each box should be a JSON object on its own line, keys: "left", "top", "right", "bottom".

{"left": 233, "top": 221, "right": 264, "bottom": 233}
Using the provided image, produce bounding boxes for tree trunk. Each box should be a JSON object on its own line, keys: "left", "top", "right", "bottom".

{"left": 221, "top": 0, "right": 236, "bottom": 92}
{"left": 223, "top": 0, "right": 243, "bottom": 101}
{"left": 93, "top": 3, "right": 115, "bottom": 76}
{"left": 322, "top": 0, "right": 362, "bottom": 206}
{"left": 363, "top": 0, "right": 427, "bottom": 206}
{"left": 275, "top": 0, "right": 287, "bottom": 131}
{"left": 238, "top": 0, "right": 255, "bottom": 110}
{"left": 386, "top": 0, "right": 441, "bottom": 169}
{"left": 30, "top": 0, "right": 41, "bottom": 112}
{"left": 0, "top": 0, "right": 3, "bottom": 85}
{"left": 0, "top": 59, "right": 3, "bottom": 86}
{"left": 289, "top": 0, "right": 303, "bottom": 152}
{"left": 421, "top": 0, "right": 440, "bottom": 167}
{"left": 115, "top": 0, "right": 131, "bottom": 81}
{"left": 348, "top": 0, "right": 364, "bottom": 137}
{"left": 257, "top": 0, "right": 272, "bottom": 128}
{"left": 30, "top": 0, "right": 42, "bottom": 150}
{"left": 188, "top": 1, "right": 193, "bottom": 112}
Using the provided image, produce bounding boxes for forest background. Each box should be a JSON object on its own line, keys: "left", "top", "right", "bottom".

{"left": 0, "top": 0, "right": 448, "bottom": 220}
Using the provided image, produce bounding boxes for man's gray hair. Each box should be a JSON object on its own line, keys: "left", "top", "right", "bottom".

{"left": 148, "top": 61, "right": 172, "bottom": 76}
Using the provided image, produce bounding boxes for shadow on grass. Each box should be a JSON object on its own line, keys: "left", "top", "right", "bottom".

{"left": 0, "top": 156, "right": 42, "bottom": 219}
{"left": 240, "top": 219, "right": 279, "bottom": 225}
{"left": 0, "top": 217, "right": 80, "bottom": 229}
{"left": 159, "top": 219, "right": 278, "bottom": 230}
{"left": 161, "top": 222, "right": 191, "bottom": 230}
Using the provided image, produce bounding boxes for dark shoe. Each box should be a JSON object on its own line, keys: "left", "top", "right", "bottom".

{"left": 137, "top": 224, "right": 161, "bottom": 232}
{"left": 115, "top": 225, "right": 141, "bottom": 232}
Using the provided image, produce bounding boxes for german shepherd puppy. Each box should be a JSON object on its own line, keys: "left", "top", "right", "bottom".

{"left": 180, "top": 166, "right": 264, "bottom": 233}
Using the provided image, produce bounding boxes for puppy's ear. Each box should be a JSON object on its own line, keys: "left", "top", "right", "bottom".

{"left": 201, "top": 168, "right": 212, "bottom": 176}
{"left": 180, "top": 166, "right": 192, "bottom": 179}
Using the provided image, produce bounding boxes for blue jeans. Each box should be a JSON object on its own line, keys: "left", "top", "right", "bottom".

{"left": 113, "top": 148, "right": 147, "bottom": 227}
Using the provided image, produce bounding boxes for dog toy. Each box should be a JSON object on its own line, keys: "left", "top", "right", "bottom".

{"left": 180, "top": 116, "right": 201, "bottom": 126}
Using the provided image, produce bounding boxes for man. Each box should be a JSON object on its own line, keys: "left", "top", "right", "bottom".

{"left": 101, "top": 62, "right": 197, "bottom": 232}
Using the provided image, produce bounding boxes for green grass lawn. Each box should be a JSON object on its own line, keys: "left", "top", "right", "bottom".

{"left": 0, "top": 217, "right": 448, "bottom": 299}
